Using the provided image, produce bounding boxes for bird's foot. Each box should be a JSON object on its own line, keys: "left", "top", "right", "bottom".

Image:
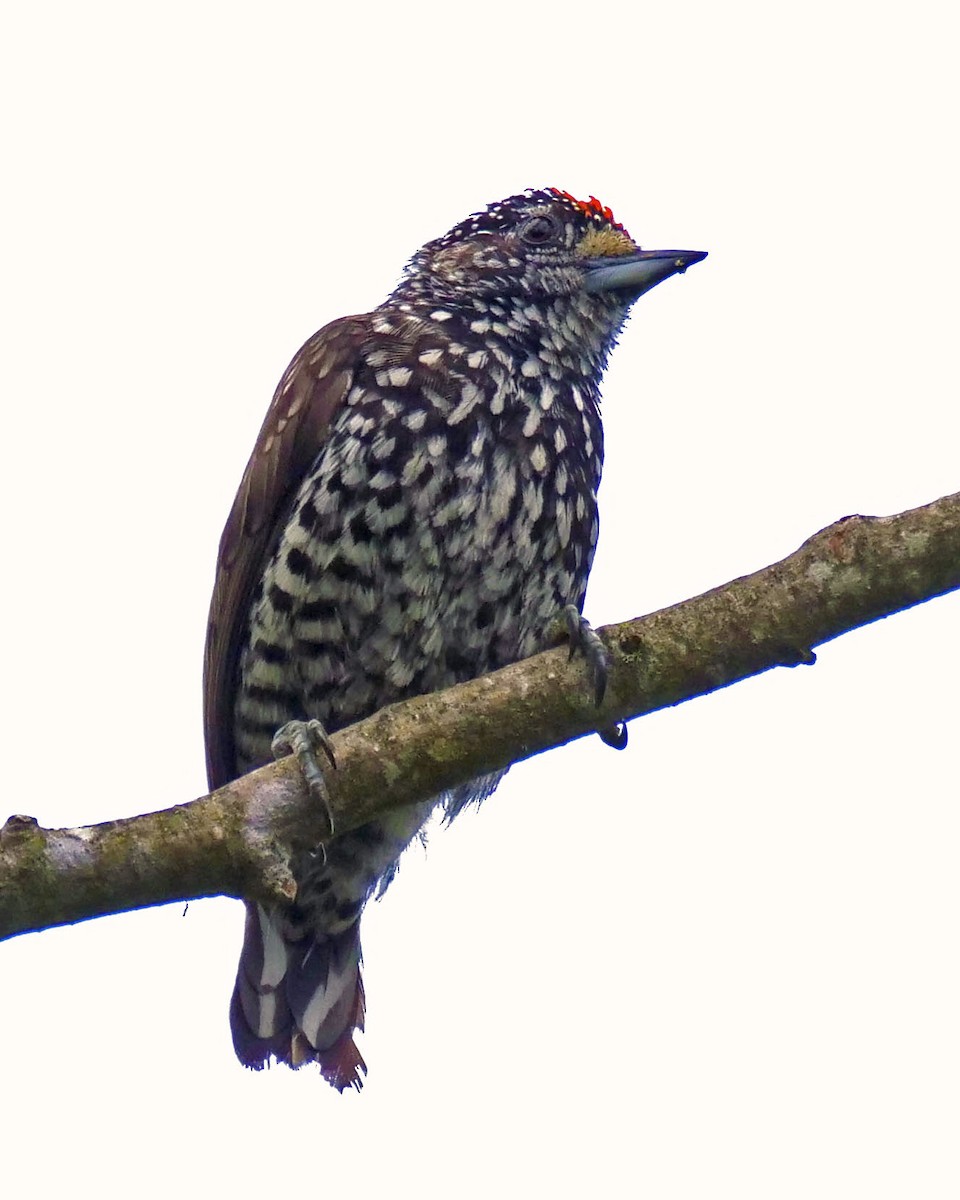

{"left": 272, "top": 719, "right": 339, "bottom": 835}
{"left": 560, "top": 605, "right": 628, "bottom": 751}
{"left": 561, "top": 604, "right": 608, "bottom": 706}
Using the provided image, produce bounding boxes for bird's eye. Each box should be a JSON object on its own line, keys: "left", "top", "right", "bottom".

{"left": 520, "top": 214, "right": 561, "bottom": 246}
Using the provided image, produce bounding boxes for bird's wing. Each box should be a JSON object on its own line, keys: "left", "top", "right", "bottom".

{"left": 203, "top": 315, "right": 368, "bottom": 790}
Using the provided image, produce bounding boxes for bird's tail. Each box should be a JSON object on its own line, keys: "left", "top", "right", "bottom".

{"left": 229, "top": 901, "right": 367, "bottom": 1091}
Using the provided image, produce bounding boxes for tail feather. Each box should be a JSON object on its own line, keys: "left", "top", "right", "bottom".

{"left": 229, "top": 901, "right": 367, "bottom": 1090}
{"left": 230, "top": 903, "right": 294, "bottom": 1067}
{"left": 292, "top": 973, "right": 367, "bottom": 1090}
{"left": 286, "top": 925, "right": 362, "bottom": 1047}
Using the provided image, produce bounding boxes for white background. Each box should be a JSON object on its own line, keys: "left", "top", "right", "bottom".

{"left": 2, "top": 3, "right": 958, "bottom": 1196}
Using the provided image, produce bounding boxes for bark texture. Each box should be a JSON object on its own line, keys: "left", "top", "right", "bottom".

{"left": 2, "top": 491, "right": 958, "bottom": 941}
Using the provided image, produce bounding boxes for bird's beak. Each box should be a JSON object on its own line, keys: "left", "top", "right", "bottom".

{"left": 583, "top": 248, "right": 707, "bottom": 297}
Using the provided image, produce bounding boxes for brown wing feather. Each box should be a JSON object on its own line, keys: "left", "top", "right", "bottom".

{"left": 203, "top": 315, "right": 369, "bottom": 789}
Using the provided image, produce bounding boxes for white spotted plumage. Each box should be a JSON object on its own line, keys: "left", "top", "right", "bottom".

{"left": 210, "top": 187, "right": 704, "bottom": 1090}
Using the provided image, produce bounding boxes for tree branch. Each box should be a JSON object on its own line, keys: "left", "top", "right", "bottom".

{"left": 3, "top": 490, "right": 959, "bottom": 941}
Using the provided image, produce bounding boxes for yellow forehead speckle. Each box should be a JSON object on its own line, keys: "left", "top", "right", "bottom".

{"left": 576, "top": 227, "right": 636, "bottom": 259}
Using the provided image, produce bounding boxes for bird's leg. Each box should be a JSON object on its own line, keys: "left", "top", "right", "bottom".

{"left": 561, "top": 604, "right": 608, "bottom": 706}
{"left": 272, "top": 719, "right": 339, "bottom": 835}
{"left": 560, "top": 604, "right": 628, "bottom": 751}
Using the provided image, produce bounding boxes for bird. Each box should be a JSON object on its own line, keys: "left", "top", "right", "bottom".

{"left": 203, "top": 188, "right": 705, "bottom": 1090}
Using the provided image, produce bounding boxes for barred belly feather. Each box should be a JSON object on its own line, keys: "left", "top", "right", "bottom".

{"left": 202, "top": 187, "right": 705, "bottom": 1088}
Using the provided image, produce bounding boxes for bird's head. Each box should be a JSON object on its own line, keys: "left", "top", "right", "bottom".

{"left": 393, "top": 188, "right": 706, "bottom": 310}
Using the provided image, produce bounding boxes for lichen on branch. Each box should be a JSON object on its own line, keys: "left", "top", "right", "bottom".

{"left": 2, "top": 490, "right": 958, "bottom": 942}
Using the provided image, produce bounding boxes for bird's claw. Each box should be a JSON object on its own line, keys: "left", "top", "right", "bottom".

{"left": 598, "top": 723, "right": 628, "bottom": 750}
{"left": 560, "top": 604, "right": 628, "bottom": 750}
{"left": 561, "top": 604, "right": 608, "bottom": 706}
{"left": 272, "top": 718, "right": 338, "bottom": 835}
